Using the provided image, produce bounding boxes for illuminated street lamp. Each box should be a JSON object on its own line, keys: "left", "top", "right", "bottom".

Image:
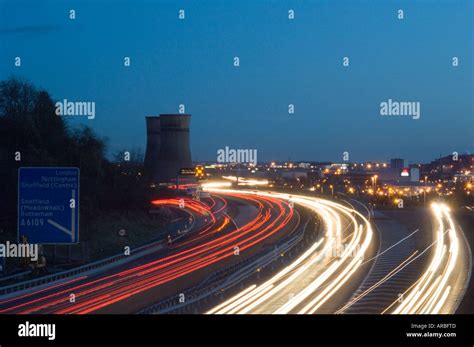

{"left": 371, "top": 175, "right": 378, "bottom": 191}
{"left": 424, "top": 176, "right": 428, "bottom": 206}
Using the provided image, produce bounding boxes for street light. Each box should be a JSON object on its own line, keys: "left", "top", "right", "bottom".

{"left": 424, "top": 176, "right": 428, "bottom": 206}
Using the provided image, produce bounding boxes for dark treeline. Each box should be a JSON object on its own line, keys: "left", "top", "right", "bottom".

{"left": 0, "top": 77, "right": 148, "bottom": 241}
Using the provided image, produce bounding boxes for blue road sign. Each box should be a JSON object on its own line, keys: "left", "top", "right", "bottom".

{"left": 18, "top": 167, "right": 80, "bottom": 244}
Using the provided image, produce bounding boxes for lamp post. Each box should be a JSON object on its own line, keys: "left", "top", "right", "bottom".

{"left": 424, "top": 176, "right": 428, "bottom": 206}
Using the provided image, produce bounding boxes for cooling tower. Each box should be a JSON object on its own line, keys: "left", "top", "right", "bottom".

{"left": 144, "top": 116, "right": 161, "bottom": 182}
{"left": 145, "top": 114, "right": 192, "bottom": 183}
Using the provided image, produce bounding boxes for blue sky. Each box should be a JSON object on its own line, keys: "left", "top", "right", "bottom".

{"left": 0, "top": 0, "right": 472, "bottom": 163}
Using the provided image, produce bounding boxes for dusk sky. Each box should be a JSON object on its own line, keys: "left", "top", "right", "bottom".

{"left": 0, "top": 0, "right": 472, "bottom": 164}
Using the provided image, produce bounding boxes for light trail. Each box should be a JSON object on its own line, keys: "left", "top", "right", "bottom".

{"left": 0, "top": 191, "right": 297, "bottom": 314}
{"left": 221, "top": 176, "right": 269, "bottom": 186}
{"left": 206, "top": 188, "right": 373, "bottom": 314}
{"left": 387, "top": 203, "right": 463, "bottom": 314}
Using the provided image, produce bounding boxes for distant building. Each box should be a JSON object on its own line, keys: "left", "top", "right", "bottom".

{"left": 410, "top": 167, "right": 420, "bottom": 182}
{"left": 298, "top": 162, "right": 311, "bottom": 169}
{"left": 144, "top": 114, "right": 192, "bottom": 183}
{"left": 390, "top": 158, "right": 406, "bottom": 169}
{"left": 280, "top": 171, "right": 307, "bottom": 179}
{"left": 144, "top": 116, "right": 161, "bottom": 181}
{"left": 421, "top": 154, "right": 474, "bottom": 181}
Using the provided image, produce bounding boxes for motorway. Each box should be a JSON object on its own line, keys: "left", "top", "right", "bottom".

{"left": 0, "top": 191, "right": 299, "bottom": 314}
{"left": 207, "top": 189, "right": 375, "bottom": 314}
{"left": 337, "top": 202, "right": 471, "bottom": 315}
{"left": 206, "top": 189, "right": 471, "bottom": 315}
{"left": 0, "top": 186, "right": 470, "bottom": 315}
{"left": 383, "top": 203, "right": 470, "bottom": 314}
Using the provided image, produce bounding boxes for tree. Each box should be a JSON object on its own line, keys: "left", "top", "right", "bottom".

{"left": 0, "top": 78, "right": 110, "bottom": 239}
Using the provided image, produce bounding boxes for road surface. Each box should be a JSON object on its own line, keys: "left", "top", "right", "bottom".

{"left": 0, "top": 192, "right": 300, "bottom": 314}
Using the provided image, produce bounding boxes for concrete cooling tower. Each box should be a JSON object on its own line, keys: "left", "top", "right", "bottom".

{"left": 144, "top": 114, "right": 192, "bottom": 183}
{"left": 144, "top": 116, "right": 161, "bottom": 182}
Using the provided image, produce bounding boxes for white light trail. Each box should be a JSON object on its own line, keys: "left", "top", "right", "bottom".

{"left": 391, "top": 203, "right": 461, "bottom": 314}
{"left": 205, "top": 188, "right": 373, "bottom": 314}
